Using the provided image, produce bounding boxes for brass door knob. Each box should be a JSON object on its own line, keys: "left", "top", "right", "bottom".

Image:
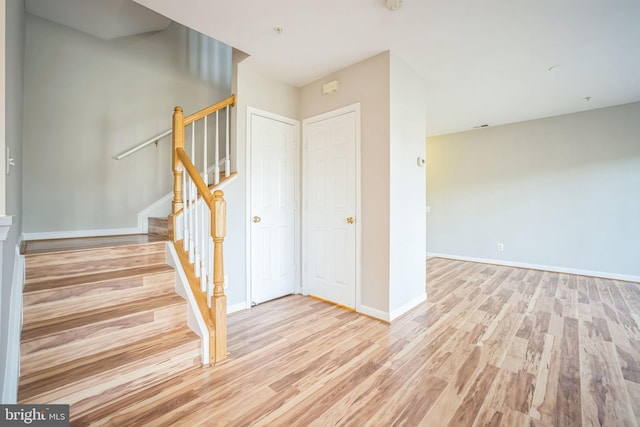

{"left": 253, "top": 216, "right": 261, "bottom": 223}
{"left": 346, "top": 217, "right": 354, "bottom": 224}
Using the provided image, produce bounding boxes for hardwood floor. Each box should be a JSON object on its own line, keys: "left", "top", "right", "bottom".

{"left": 71, "top": 258, "right": 640, "bottom": 426}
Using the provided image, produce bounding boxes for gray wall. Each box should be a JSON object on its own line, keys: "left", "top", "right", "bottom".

{"left": 1, "top": 0, "right": 24, "bottom": 403}
{"left": 426, "top": 102, "right": 640, "bottom": 279}
{"left": 22, "top": 14, "right": 231, "bottom": 234}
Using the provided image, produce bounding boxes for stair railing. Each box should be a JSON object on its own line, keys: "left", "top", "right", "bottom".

{"left": 170, "top": 94, "right": 235, "bottom": 364}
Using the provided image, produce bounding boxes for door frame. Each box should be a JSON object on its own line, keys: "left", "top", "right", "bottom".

{"left": 301, "top": 103, "right": 362, "bottom": 311}
{"left": 245, "top": 107, "right": 301, "bottom": 308}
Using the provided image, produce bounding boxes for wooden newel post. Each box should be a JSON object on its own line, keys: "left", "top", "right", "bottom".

{"left": 169, "top": 106, "right": 184, "bottom": 241}
{"left": 211, "top": 190, "right": 227, "bottom": 363}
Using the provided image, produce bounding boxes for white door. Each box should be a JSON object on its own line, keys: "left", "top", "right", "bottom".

{"left": 303, "top": 106, "right": 359, "bottom": 308}
{"left": 249, "top": 110, "right": 299, "bottom": 305}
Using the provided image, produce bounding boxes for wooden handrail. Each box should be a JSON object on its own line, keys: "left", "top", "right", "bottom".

{"left": 176, "top": 148, "right": 214, "bottom": 207}
{"left": 184, "top": 95, "right": 235, "bottom": 126}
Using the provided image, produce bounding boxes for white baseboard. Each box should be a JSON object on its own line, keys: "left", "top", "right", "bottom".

{"left": 390, "top": 292, "right": 427, "bottom": 322}
{"left": 426, "top": 252, "right": 640, "bottom": 283}
{"left": 1, "top": 245, "right": 24, "bottom": 404}
{"left": 22, "top": 227, "right": 142, "bottom": 241}
{"left": 358, "top": 304, "right": 390, "bottom": 323}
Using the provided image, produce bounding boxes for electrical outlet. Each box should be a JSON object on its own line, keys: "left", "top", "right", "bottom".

{"left": 497, "top": 243, "right": 504, "bottom": 252}
{"left": 224, "top": 275, "right": 229, "bottom": 289}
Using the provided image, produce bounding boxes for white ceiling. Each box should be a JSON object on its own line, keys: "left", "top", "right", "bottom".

{"left": 36, "top": 0, "right": 640, "bottom": 136}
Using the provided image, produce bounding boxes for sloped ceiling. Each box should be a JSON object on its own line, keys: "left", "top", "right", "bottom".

{"left": 25, "top": 0, "right": 171, "bottom": 41}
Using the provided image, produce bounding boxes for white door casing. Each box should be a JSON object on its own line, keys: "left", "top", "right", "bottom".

{"left": 247, "top": 108, "right": 300, "bottom": 305}
{"left": 302, "top": 104, "right": 361, "bottom": 309}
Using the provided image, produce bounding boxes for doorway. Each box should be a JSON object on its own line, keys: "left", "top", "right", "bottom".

{"left": 247, "top": 108, "right": 300, "bottom": 305}
{"left": 302, "top": 104, "right": 361, "bottom": 308}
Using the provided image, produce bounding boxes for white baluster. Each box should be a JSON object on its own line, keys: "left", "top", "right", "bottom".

{"left": 203, "top": 116, "right": 208, "bottom": 186}
{"left": 225, "top": 106, "right": 230, "bottom": 178}
{"left": 189, "top": 179, "right": 195, "bottom": 264}
{"left": 215, "top": 111, "right": 220, "bottom": 185}
{"left": 191, "top": 122, "right": 195, "bottom": 164}
{"left": 200, "top": 201, "right": 207, "bottom": 291}
{"left": 194, "top": 184, "right": 200, "bottom": 280}
{"left": 182, "top": 166, "right": 189, "bottom": 252}
{"left": 189, "top": 123, "right": 196, "bottom": 264}
{"left": 207, "top": 232, "right": 214, "bottom": 307}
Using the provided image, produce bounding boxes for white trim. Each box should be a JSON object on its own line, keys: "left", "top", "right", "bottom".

{"left": 358, "top": 304, "right": 390, "bottom": 323}
{"left": 427, "top": 252, "right": 640, "bottom": 283}
{"left": 228, "top": 301, "right": 248, "bottom": 314}
{"left": 137, "top": 192, "right": 173, "bottom": 234}
{"left": 301, "top": 103, "right": 362, "bottom": 312}
{"left": 1, "top": 245, "right": 24, "bottom": 403}
{"left": 389, "top": 292, "right": 427, "bottom": 322}
{"left": 22, "top": 227, "right": 141, "bottom": 241}
{"left": 0, "top": 215, "right": 13, "bottom": 240}
{"left": 166, "top": 243, "right": 209, "bottom": 364}
{"left": 0, "top": 0, "right": 5, "bottom": 215}
{"left": 246, "top": 107, "right": 301, "bottom": 308}
{"left": 244, "top": 107, "right": 252, "bottom": 309}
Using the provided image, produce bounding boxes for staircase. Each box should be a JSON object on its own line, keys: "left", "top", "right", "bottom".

{"left": 18, "top": 234, "right": 201, "bottom": 420}
{"left": 16, "top": 95, "right": 237, "bottom": 417}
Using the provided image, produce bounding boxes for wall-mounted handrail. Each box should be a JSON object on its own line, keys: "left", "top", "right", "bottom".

{"left": 115, "top": 94, "right": 234, "bottom": 161}
{"left": 114, "top": 128, "right": 172, "bottom": 160}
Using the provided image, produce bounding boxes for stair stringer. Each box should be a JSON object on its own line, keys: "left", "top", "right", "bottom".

{"left": 165, "top": 242, "right": 209, "bottom": 364}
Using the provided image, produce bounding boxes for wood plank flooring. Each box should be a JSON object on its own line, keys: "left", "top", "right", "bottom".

{"left": 71, "top": 258, "right": 640, "bottom": 426}
{"left": 19, "top": 237, "right": 201, "bottom": 417}
{"left": 21, "top": 234, "right": 168, "bottom": 255}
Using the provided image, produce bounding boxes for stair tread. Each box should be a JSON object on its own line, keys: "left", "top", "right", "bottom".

{"left": 22, "top": 293, "right": 185, "bottom": 341}
{"left": 18, "top": 327, "right": 199, "bottom": 401}
{"left": 19, "top": 237, "right": 204, "bottom": 415}
{"left": 21, "top": 234, "right": 169, "bottom": 256}
{"left": 24, "top": 264, "right": 174, "bottom": 293}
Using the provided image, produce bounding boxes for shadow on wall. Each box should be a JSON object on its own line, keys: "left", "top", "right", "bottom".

{"left": 182, "top": 26, "right": 232, "bottom": 91}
